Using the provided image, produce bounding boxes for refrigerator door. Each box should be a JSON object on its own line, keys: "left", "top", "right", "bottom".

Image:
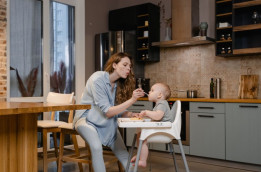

{"left": 95, "top": 32, "right": 109, "bottom": 71}
{"left": 95, "top": 30, "right": 144, "bottom": 78}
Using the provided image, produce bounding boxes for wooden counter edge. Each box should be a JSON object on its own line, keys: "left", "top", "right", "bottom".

{"left": 138, "top": 97, "right": 261, "bottom": 103}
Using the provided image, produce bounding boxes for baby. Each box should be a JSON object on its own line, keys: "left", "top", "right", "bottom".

{"left": 131, "top": 82, "right": 172, "bottom": 167}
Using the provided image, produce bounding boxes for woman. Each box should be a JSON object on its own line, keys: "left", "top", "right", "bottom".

{"left": 73, "top": 52, "right": 144, "bottom": 171}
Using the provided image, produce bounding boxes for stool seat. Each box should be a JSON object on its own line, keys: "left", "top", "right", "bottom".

{"left": 38, "top": 120, "right": 67, "bottom": 128}
{"left": 59, "top": 123, "right": 73, "bottom": 129}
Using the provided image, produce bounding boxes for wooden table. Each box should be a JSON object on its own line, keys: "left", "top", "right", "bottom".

{"left": 0, "top": 102, "right": 91, "bottom": 172}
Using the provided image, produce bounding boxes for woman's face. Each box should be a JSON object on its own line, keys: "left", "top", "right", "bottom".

{"left": 113, "top": 56, "right": 131, "bottom": 79}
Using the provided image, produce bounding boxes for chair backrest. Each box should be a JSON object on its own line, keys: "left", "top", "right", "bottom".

{"left": 144, "top": 100, "right": 182, "bottom": 143}
{"left": 171, "top": 100, "right": 182, "bottom": 135}
{"left": 46, "top": 92, "right": 74, "bottom": 122}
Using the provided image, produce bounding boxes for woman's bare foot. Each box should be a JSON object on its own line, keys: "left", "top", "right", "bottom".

{"left": 131, "top": 156, "right": 147, "bottom": 168}
{"left": 138, "top": 160, "right": 147, "bottom": 167}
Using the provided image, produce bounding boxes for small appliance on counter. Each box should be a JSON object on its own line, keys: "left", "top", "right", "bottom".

{"left": 136, "top": 78, "right": 150, "bottom": 96}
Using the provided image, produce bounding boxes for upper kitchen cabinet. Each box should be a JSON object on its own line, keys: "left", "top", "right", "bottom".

{"left": 109, "top": 6, "right": 137, "bottom": 31}
{"left": 215, "top": 0, "right": 233, "bottom": 56}
{"left": 109, "top": 3, "right": 160, "bottom": 62}
{"left": 233, "top": 0, "right": 261, "bottom": 55}
{"left": 136, "top": 3, "right": 160, "bottom": 62}
{"left": 215, "top": 0, "right": 261, "bottom": 56}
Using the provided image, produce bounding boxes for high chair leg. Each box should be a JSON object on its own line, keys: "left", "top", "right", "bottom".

{"left": 126, "top": 133, "right": 137, "bottom": 172}
{"left": 178, "top": 139, "right": 190, "bottom": 172}
{"left": 169, "top": 143, "right": 178, "bottom": 172}
{"left": 134, "top": 139, "right": 143, "bottom": 172}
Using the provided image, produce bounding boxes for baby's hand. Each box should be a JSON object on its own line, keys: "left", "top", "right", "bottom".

{"left": 132, "top": 112, "right": 140, "bottom": 118}
{"left": 139, "top": 110, "right": 146, "bottom": 118}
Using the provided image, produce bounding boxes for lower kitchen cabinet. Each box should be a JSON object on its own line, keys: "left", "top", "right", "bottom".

{"left": 190, "top": 102, "right": 225, "bottom": 159}
{"left": 226, "top": 103, "right": 261, "bottom": 165}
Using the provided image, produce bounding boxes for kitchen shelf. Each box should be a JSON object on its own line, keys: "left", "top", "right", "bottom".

{"left": 136, "top": 3, "right": 159, "bottom": 62}
{"left": 216, "top": 12, "right": 232, "bottom": 17}
{"left": 216, "top": 40, "right": 232, "bottom": 43}
{"left": 137, "top": 48, "right": 148, "bottom": 51}
{"left": 233, "top": 24, "right": 261, "bottom": 32}
{"left": 233, "top": 47, "right": 261, "bottom": 55}
{"left": 216, "top": 26, "right": 232, "bottom": 30}
{"left": 233, "top": 0, "right": 261, "bottom": 9}
{"left": 216, "top": 0, "right": 232, "bottom": 4}
{"left": 152, "top": 36, "right": 215, "bottom": 48}
{"left": 137, "top": 26, "right": 148, "bottom": 29}
{"left": 137, "top": 14, "right": 149, "bottom": 17}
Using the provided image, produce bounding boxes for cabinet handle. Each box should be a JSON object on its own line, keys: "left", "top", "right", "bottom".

{"left": 133, "top": 104, "right": 144, "bottom": 107}
{"left": 239, "top": 105, "right": 258, "bottom": 108}
{"left": 198, "top": 115, "right": 214, "bottom": 118}
{"left": 197, "top": 107, "right": 214, "bottom": 109}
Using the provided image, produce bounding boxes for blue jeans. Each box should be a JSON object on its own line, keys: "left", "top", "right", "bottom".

{"left": 75, "top": 118, "right": 129, "bottom": 172}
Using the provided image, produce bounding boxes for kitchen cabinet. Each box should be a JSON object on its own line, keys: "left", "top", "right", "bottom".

{"left": 109, "top": 6, "right": 137, "bottom": 31}
{"left": 215, "top": 0, "right": 233, "bottom": 56}
{"left": 226, "top": 103, "right": 261, "bottom": 164}
{"left": 109, "top": 3, "right": 160, "bottom": 62}
{"left": 190, "top": 102, "right": 225, "bottom": 159}
{"left": 216, "top": 0, "right": 261, "bottom": 56}
{"left": 136, "top": 3, "right": 160, "bottom": 62}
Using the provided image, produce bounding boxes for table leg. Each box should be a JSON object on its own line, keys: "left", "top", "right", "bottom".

{"left": 0, "top": 114, "right": 38, "bottom": 172}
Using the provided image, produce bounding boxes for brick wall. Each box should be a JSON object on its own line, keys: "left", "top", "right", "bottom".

{"left": 0, "top": 0, "right": 6, "bottom": 102}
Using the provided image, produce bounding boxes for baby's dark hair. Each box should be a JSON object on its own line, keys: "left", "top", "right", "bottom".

{"left": 157, "top": 83, "right": 171, "bottom": 100}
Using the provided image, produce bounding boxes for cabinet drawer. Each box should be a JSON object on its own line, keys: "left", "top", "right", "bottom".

{"left": 127, "top": 101, "right": 153, "bottom": 111}
{"left": 190, "top": 102, "right": 225, "bottom": 113}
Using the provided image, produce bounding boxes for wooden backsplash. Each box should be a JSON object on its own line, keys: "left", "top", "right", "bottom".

{"left": 145, "top": 44, "right": 261, "bottom": 99}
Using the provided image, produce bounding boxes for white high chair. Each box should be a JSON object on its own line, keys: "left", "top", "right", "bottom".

{"left": 132, "top": 100, "right": 190, "bottom": 172}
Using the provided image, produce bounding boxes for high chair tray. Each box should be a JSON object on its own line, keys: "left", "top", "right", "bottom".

{"left": 117, "top": 118, "right": 172, "bottom": 128}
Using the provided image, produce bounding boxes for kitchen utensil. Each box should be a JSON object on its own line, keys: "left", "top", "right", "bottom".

{"left": 238, "top": 75, "right": 258, "bottom": 99}
{"left": 174, "top": 90, "right": 197, "bottom": 98}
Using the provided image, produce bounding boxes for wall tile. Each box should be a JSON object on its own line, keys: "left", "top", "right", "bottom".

{"left": 145, "top": 44, "right": 261, "bottom": 99}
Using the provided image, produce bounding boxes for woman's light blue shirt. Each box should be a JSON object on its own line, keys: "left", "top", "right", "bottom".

{"left": 73, "top": 71, "right": 121, "bottom": 146}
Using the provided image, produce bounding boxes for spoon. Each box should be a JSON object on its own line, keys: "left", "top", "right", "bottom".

{"left": 144, "top": 92, "right": 149, "bottom": 96}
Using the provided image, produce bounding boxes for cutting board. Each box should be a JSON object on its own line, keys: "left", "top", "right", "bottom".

{"left": 238, "top": 75, "right": 259, "bottom": 99}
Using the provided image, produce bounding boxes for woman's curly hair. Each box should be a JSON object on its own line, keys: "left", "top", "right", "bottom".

{"left": 104, "top": 52, "right": 136, "bottom": 104}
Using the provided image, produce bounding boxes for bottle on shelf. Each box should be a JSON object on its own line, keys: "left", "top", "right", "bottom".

{"left": 216, "top": 78, "right": 221, "bottom": 99}
{"left": 210, "top": 78, "right": 215, "bottom": 98}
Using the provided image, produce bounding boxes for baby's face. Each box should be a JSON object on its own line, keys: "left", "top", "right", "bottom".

{"left": 148, "top": 84, "right": 162, "bottom": 101}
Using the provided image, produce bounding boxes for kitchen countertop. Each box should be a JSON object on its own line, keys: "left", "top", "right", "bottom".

{"left": 139, "top": 97, "right": 261, "bottom": 103}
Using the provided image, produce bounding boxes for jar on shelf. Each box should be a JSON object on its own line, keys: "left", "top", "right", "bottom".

{"left": 142, "top": 54, "right": 146, "bottom": 60}
{"left": 142, "top": 43, "right": 146, "bottom": 48}
{"left": 227, "top": 34, "right": 232, "bottom": 40}
{"left": 227, "top": 47, "right": 232, "bottom": 54}
{"left": 220, "top": 34, "right": 225, "bottom": 41}
{"left": 221, "top": 47, "right": 226, "bottom": 54}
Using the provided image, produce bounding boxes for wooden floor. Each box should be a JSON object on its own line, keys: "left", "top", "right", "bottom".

{"left": 38, "top": 150, "right": 261, "bottom": 172}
